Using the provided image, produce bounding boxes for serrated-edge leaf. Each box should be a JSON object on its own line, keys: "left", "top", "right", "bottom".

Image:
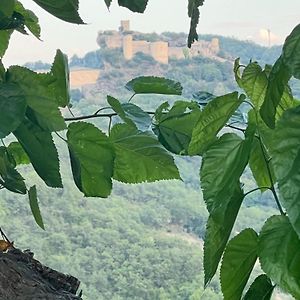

{"left": 188, "top": 92, "right": 242, "bottom": 155}
{"left": 28, "top": 185, "right": 45, "bottom": 230}
{"left": 110, "top": 123, "right": 181, "bottom": 183}
{"left": 67, "top": 122, "right": 114, "bottom": 198}
{"left": 258, "top": 215, "right": 300, "bottom": 299}
{"left": 220, "top": 229, "right": 258, "bottom": 300}
{"left": 243, "top": 274, "right": 274, "bottom": 300}
{"left": 13, "top": 119, "right": 62, "bottom": 188}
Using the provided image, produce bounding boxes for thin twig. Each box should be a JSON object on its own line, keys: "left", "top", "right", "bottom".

{"left": 55, "top": 132, "right": 67, "bottom": 143}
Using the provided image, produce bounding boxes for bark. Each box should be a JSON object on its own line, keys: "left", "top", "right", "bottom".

{"left": 0, "top": 248, "right": 82, "bottom": 300}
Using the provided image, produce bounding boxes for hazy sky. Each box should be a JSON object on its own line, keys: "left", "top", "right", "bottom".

{"left": 3, "top": 0, "right": 300, "bottom": 65}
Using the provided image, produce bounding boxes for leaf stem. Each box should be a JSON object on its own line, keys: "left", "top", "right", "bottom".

{"left": 225, "top": 124, "right": 246, "bottom": 132}
{"left": 244, "top": 187, "right": 270, "bottom": 197}
{"left": 55, "top": 132, "right": 67, "bottom": 143}
{"left": 93, "top": 106, "right": 112, "bottom": 115}
{"left": 128, "top": 93, "right": 136, "bottom": 102}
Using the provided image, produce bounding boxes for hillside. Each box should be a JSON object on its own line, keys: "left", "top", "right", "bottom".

{"left": 18, "top": 32, "right": 296, "bottom": 300}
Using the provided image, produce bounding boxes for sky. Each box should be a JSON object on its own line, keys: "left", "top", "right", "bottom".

{"left": 3, "top": 0, "right": 300, "bottom": 65}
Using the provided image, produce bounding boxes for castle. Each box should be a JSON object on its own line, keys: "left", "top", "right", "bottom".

{"left": 97, "top": 21, "right": 220, "bottom": 64}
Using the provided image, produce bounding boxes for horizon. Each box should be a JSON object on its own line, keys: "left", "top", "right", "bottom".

{"left": 3, "top": 0, "right": 300, "bottom": 65}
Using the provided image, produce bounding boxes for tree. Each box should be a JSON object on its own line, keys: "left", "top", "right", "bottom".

{"left": 0, "top": 1, "right": 300, "bottom": 299}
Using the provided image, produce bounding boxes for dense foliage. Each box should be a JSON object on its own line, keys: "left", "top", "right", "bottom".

{"left": 0, "top": 1, "right": 300, "bottom": 300}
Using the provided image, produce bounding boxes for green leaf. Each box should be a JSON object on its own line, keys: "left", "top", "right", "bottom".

{"left": 243, "top": 274, "right": 274, "bottom": 300}
{"left": 0, "top": 83, "right": 27, "bottom": 138}
{"left": 125, "top": 76, "right": 183, "bottom": 95}
{"left": 154, "top": 101, "right": 201, "bottom": 155}
{"left": 110, "top": 124, "right": 181, "bottom": 183}
{"left": 107, "top": 96, "right": 151, "bottom": 131}
{"left": 233, "top": 58, "right": 243, "bottom": 88}
{"left": 32, "top": 0, "right": 84, "bottom": 24}
{"left": 0, "top": 147, "right": 27, "bottom": 194}
{"left": 220, "top": 229, "right": 258, "bottom": 300}
{"left": 117, "top": 0, "right": 148, "bottom": 13}
{"left": 282, "top": 23, "right": 300, "bottom": 80}
{"left": 0, "top": 30, "right": 12, "bottom": 58}
{"left": 201, "top": 133, "right": 253, "bottom": 285}
{"left": 49, "top": 49, "right": 70, "bottom": 107}
{"left": 187, "top": 0, "right": 204, "bottom": 48}
{"left": 13, "top": 119, "right": 62, "bottom": 188}
{"left": 188, "top": 92, "right": 242, "bottom": 155}
{"left": 28, "top": 185, "right": 45, "bottom": 230}
{"left": 241, "top": 62, "right": 268, "bottom": 109}
{"left": 260, "top": 56, "right": 291, "bottom": 128}
{"left": 14, "top": 1, "right": 41, "bottom": 39}
{"left": 249, "top": 138, "right": 273, "bottom": 191}
{"left": 204, "top": 183, "right": 244, "bottom": 286}
{"left": 270, "top": 106, "right": 300, "bottom": 238}
{"left": 258, "top": 215, "right": 300, "bottom": 299}
{"left": 201, "top": 133, "right": 251, "bottom": 213}
{"left": 67, "top": 122, "right": 114, "bottom": 198}
{"left": 7, "top": 142, "right": 30, "bottom": 165}
{"left": 0, "top": 0, "right": 15, "bottom": 16}
{"left": 7, "top": 66, "right": 66, "bottom": 131}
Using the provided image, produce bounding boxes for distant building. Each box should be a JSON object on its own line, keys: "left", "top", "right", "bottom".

{"left": 97, "top": 21, "right": 220, "bottom": 64}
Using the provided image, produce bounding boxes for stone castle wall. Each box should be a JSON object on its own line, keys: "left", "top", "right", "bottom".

{"left": 98, "top": 21, "right": 220, "bottom": 64}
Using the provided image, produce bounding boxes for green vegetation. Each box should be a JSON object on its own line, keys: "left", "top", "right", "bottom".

{"left": 0, "top": 1, "right": 300, "bottom": 300}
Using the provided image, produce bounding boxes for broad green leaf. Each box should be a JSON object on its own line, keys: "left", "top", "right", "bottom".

{"left": 201, "top": 133, "right": 251, "bottom": 213}
{"left": 13, "top": 119, "right": 62, "bottom": 188}
{"left": 0, "top": 146, "right": 27, "bottom": 194}
{"left": 28, "top": 185, "right": 45, "bottom": 230}
{"left": 0, "top": 30, "right": 12, "bottom": 58}
{"left": 270, "top": 106, "right": 300, "bottom": 238}
{"left": 249, "top": 138, "right": 273, "bottom": 191}
{"left": 187, "top": 0, "right": 204, "bottom": 47}
{"left": 241, "top": 62, "right": 268, "bottom": 109}
{"left": 0, "top": 60, "right": 4, "bottom": 82}
{"left": 0, "top": 0, "right": 14, "bottom": 16}
{"left": 220, "top": 229, "right": 258, "bottom": 300}
{"left": 49, "top": 49, "right": 70, "bottom": 107}
{"left": 243, "top": 274, "right": 274, "bottom": 300}
{"left": 32, "top": 0, "right": 84, "bottom": 24}
{"left": 110, "top": 124, "right": 181, "bottom": 183}
{"left": 260, "top": 56, "right": 291, "bottom": 128}
{"left": 14, "top": 1, "right": 41, "bottom": 39}
{"left": 154, "top": 101, "right": 201, "bottom": 155}
{"left": 258, "top": 215, "right": 300, "bottom": 298}
{"left": 67, "top": 122, "right": 114, "bottom": 198}
{"left": 204, "top": 183, "right": 244, "bottom": 286}
{"left": 0, "top": 83, "right": 27, "bottom": 138}
{"left": 125, "top": 76, "right": 183, "bottom": 95}
{"left": 7, "top": 142, "right": 30, "bottom": 165}
{"left": 107, "top": 96, "right": 151, "bottom": 131}
{"left": 117, "top": 0, "right": 148, "bottom": 13}
{"left": 282, "top": 23, "right": 300, "bottom": 79}
{"left": 233, "top": 58, "right": 243, "bottom": 88}
{"left": 7, "top": 66, "right": 66, "bottom": 131}
{"left": 189, "top": 92, "right": 243, "bottom": 155}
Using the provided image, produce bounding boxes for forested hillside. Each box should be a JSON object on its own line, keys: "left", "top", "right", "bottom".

{"left": 15, "top": 34, "right": 294, "bottom": 300}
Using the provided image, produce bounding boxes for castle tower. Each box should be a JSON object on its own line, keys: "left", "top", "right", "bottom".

{"left": 150, "top": 41, "right": 169, "bottom": 64}
{"left": 123, "top": 35, "right": 133, "bottom": 60}
{"left": 211, "top": 38, "right": 220, "bottom": 54}
{"left": 120, "top": 20, "right": 130, "bottom": 32}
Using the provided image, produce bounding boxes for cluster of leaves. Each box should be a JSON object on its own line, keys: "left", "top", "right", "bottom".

{"left": 1, "top": 1, "right": 300, "bottom": 299}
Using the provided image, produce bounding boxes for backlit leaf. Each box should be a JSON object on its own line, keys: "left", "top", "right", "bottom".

{"left": 189, "top": 92, "right": 242, "bottom": 155}
{"left": 126, "top": 76, "right": 183, "bottom": 95}
{"left": 110, "top": 124, "right": 181, "bottom": 183}
{"left": 28, "top": 185, "right": 45, "bottom": 230}
{"left": 7, "top": 142, "right": 30, "bottom": 165}
{"left": 13, "top": 119, "right": 62, "bottom": 188}
{"left": 221, "top": 229, "right": 258, "bottom": 300}
{"left": 67, "top": 122, "right": 114, "bottom": 198}
{"left": 258, "top": 216, "right": 300, "bottom": 298}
